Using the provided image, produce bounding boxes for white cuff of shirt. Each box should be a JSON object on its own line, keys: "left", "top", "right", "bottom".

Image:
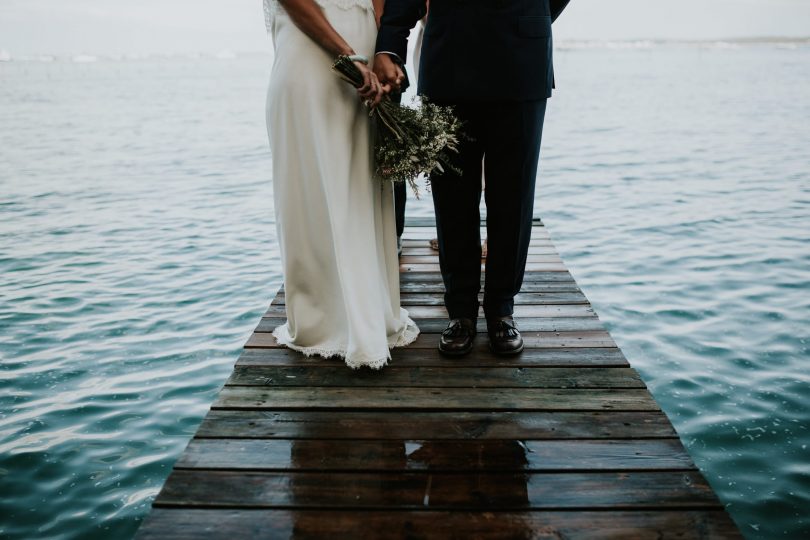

{"left": 375, "top": 51, "right": 403, "bottom": 63}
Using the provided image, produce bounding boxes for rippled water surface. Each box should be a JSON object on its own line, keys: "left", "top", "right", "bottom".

{"left": 1, "top": 45, "right": 808, "bottom": 539}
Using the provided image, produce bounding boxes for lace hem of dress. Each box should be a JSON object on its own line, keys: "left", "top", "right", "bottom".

{"left": 271, "top": 316, "right": 420, "bottom": 370}
{"left": 264, "top": 0, "right": 375, "bottom": 33}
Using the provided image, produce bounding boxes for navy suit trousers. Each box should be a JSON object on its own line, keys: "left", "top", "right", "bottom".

{"left": 431, "top": 99, "right": 547, "bottom": 320}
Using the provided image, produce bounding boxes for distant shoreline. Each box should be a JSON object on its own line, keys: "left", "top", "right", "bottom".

{"left": 2, "top": 37, "right": 809, "bottom": 63}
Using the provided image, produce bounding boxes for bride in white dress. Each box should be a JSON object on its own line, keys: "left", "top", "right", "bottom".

{"left": 263, "top": 0, "right": 419, "bottom": 369}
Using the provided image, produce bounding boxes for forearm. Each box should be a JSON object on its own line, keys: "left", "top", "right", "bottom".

{"left": 375, "top": 0, "right": 427, "bottom": 61}
{"left": 372, "top": 0, "right": 384, "bottom": 27}
{"left": 279, "top": 0, "right": 355, "bottom": 57}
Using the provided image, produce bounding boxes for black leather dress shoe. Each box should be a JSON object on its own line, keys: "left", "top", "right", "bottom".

{"left": 487, "top": 316, "right": 524, "bottom": 355}
{"left": 439, "top": 318, "right": 476, "bottom": 356}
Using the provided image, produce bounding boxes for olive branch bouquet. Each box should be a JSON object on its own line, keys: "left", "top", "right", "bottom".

{"left": 332, "top": 55, "right": 462, "bottom": 197}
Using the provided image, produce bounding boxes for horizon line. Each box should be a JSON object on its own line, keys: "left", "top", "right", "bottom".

{"left": 1, "top": 36, "right": 809, "bottom": 60}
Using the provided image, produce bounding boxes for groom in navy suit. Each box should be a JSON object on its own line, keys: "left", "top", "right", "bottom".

{"left": 376, "top": 0, "right": 570, "bottom": 356}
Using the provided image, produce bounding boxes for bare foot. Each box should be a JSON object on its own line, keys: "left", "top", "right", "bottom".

{"left": 430, "top": 238, "right": 439, "bottom": 250}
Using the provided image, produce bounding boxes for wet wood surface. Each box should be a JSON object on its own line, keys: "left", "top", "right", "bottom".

{"left": 135, "top": 219, "right": 741, "bottom": 539}
{"left": 136, "top": 509, "right": 741, "bottom": 540}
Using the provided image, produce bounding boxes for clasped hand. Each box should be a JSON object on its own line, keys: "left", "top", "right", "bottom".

{"left": 353, "top": 55, "right": 405, "bottom": 108}
{"left": 353, "top": 61, "right": 386, "bottom": 108}
{"left": 373, "top": 53, "right": 405, "bottom": 94}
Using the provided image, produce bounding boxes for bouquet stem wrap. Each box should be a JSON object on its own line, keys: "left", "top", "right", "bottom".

{"left": 331, "top": 55, "right": 461, "bottom": 197}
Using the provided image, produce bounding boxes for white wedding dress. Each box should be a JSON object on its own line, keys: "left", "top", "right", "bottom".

{"left": 263, "top": 0, "right": 419, "bottom": 369}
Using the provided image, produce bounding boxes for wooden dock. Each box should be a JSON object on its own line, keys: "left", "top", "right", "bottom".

{"left": 135, "top": 218, "right": 741, "bottom": 539}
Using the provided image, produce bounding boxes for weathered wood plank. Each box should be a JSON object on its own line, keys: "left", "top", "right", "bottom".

{"left": 400, "top": 216, "right": 543, "bottom": 227}
{"left": 404, "top": 304, "right": 597, "bottom": 318}
{"left": 264, "top": 304, "right": 595, "bottom": 319}
{"left": 194, "top": 410, "right": 677, "bottom": 440}
{"left": 175, "top": 439, "right": 694, "bottom": 471}
{"left": 398, "top": 270, "right": 574, "bottom": 282}
{"left": 400, "top": 218, "right": 545, "bottom": 227}
{"left": 400, "top": 235, "right": 554, "bottom": 243}
{"left": 272, "top": 291, "right": 590, "bottom": 306}
{"left": 401, "top": 221, "right": 544, "bottom": 231}
{"left": 212, "top": 387, "right": 659, "bottom": 411}
{"left": 402, "top": 217, "right": 544, "bottom": 228}
{"left": 398, "top": 281, "right": 580, "bottom": 293}
{"left": 225, "top": 366, "right": 645, "bottom": 388}
{"left": 399, "top": 253, "right": 562, "bottom": 264}
{"left": 236, "top": 347, "right": 630, "bottom": 367}
{"left": 403, "top": 246, "right": 559, "bottom": 256}
{"left": 408, "top": 332, "right": 617, "bottom": 349}
{"left": 402, "top": 230, "right": 549, "bottom": 241}
{"left": 257, "top": 316, "right": 605, "bottom": 333}
{"left": 135, "top": 509, "right": 742, "bottom": 540}
{"left": 401, "top": 262, "right": 569, "bottom": 272}
{"left": 153, "top": 470, "right": 720, "bottom": 509}
{"left": 246, "top": 331, "right": 617, "bottom": 350}
{"left": 278, "top": 280, "right": 581, "bottom": 294}
{"left": 412, "top": 317, "right": 603, "bottom": 332}
{"left": 402, "top": 234, "right": 553, "bottom": 247}
{"left": 400, "top": 255, "right": 564, "bottom": 264}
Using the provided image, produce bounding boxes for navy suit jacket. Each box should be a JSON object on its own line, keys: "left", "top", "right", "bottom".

{"left": 376, "top": 0, "right": 570, "bottom": 101}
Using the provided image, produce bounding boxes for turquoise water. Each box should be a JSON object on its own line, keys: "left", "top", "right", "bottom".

{"left": 1, "top": 44, "right": 808, "bottom": 539}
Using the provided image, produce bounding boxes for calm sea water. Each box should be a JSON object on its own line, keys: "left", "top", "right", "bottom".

{"left": 1, "top": 43, "right": 808, "bottom": 539}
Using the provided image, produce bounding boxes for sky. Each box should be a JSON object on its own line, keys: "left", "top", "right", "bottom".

{"left": 1, "top": 0, "right": 809, "bottom": 56}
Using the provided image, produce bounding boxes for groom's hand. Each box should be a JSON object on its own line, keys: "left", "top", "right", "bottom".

{"left": 374, "top": 53, "right": 405, "bottom": 92}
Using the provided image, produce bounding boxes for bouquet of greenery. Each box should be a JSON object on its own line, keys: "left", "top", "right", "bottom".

{"left": 332, "top": 55, "right": 461, "bottom": 197}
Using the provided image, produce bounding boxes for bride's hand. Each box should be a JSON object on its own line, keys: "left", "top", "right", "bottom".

{"left": 354, "top": 61, "right": 384, "bottom": 108}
